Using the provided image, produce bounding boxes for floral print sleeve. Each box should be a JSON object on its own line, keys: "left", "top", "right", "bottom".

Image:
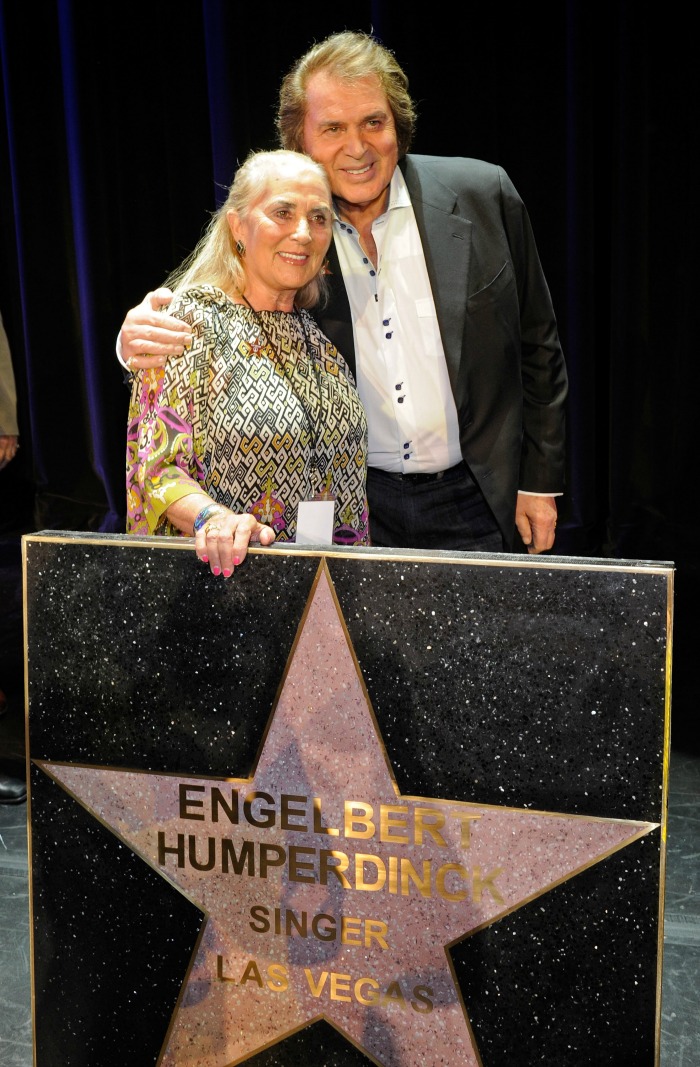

{"left": 125, "top": 329, "right": 207, "bottom": 536}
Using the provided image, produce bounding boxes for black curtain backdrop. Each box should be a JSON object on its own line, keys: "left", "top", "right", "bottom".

{"left": 1, "top": 2, "right": 696, "bottom": 743}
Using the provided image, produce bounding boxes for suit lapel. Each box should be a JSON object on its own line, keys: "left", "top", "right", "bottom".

{"left": 400, "top": 156, "right": 472, "bottom": 390}
{"left": 314, "top": 240, "right": 356, "bottom": 379}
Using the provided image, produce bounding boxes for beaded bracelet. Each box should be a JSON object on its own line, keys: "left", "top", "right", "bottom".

{"left": 193, "top": 502, "right": 226, "bottom": 532}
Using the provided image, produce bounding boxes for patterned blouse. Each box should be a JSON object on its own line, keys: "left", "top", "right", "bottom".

{"left": 126, "top": 285, "right": 369, "bottom": 545}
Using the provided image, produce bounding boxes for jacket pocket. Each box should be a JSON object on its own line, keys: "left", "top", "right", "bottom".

{"left": 467, "top": 261, "right": 514, "bottom": 311}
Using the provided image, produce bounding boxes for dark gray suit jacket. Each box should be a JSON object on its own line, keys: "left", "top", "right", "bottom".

{"left": 314, "top": 154, "right": 568, "bottom": 549}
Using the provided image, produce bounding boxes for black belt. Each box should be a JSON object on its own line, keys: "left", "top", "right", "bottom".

{"left": 369, "top": 461, "right": 464, "bottom": 484}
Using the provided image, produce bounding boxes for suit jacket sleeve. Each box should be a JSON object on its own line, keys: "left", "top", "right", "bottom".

{"left": 498, "top": 167, "right": 568, "bottom": 495}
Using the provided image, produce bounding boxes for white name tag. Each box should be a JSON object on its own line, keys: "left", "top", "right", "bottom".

{"left": 296, "top": 500, "right": 335, "bottom": 546}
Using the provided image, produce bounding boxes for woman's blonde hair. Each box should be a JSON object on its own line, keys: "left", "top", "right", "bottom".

{"left": 165, "top": 149, "right": 332, "bottom": 309}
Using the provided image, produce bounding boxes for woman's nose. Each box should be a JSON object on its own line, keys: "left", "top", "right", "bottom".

{"left": 293, "top": 218, "right": 312, "bottom": 242}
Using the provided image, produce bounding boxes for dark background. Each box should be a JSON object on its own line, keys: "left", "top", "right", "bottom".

{"left": 0, "top": 2, "right": 695, "bottom": 748}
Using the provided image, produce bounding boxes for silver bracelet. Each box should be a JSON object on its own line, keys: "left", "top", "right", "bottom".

{"left": 193, "top": 502, "right": 226, "bottom": 532}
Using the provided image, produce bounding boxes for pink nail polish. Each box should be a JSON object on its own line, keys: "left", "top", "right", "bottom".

{"left": 201, "top": 555, "right": 209, "bottom": 563}
{"left": 233, "top": 557, "right": 240, "bottom": 566}
{"left": 212, "top": 566, "right": 221, "bottom": 576}
{"left": 222, "top": 569, "right": 232, "bottom": 578}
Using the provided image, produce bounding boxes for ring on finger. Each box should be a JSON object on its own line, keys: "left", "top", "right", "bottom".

{"left": 204, "top": 522, "right": 223, "bottom": 535}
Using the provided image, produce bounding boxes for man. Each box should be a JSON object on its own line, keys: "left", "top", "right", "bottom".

{"left": 0, "top": 311, "right": 25, "bottom": 804}
{"left": 118, "top": 31, "right": 567, "bottom": 554}
{"left": 0, "top": 310, "right": 20, "bottom": 472}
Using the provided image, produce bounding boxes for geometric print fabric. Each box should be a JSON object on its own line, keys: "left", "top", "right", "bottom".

{"left": 126, "top": 285, "right": 369, "bottom": 544}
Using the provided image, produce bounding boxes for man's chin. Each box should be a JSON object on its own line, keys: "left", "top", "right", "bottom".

{"left": 334, "top": 180, "right": 387, "bottom": 212}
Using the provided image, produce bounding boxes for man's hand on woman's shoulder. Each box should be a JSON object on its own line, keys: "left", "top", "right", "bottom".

{"left": 118, "top": 288, "right": 193, "bottom": 371}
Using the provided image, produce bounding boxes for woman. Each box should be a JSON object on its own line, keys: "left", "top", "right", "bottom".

{"left": 126, "top": 150, "right": 369, "bottom": 577}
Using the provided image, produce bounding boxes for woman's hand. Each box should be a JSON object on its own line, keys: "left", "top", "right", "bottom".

{"left": 194, "top": 508, "right": 276, "bottom": 577}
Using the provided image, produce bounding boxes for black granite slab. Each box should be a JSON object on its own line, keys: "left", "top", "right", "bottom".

{"left": 24, "top": 532, "right": 673, "bottom": 1067}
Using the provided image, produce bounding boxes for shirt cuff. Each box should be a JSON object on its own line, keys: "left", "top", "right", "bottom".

{"left": 517, "top": 490, "right": 563, "bottom": 497}
{"left": 116, "top": 333, "right": 127, "bottom": 370}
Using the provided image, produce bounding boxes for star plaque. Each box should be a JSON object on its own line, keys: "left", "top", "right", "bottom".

{"left": 38, "top": 562, "right": 657, "bottom": 1067}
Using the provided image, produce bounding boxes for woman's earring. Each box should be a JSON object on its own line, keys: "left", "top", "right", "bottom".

{"left": 236, "top": 241, "right": 246, "bottom": 257}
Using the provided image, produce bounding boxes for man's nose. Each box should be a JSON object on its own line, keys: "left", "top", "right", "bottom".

{"left": 342, "top": 128, "right": 366, "bottom": 158}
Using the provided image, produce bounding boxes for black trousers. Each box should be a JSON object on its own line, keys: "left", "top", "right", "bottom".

{"left": 366, "top": 461, "right": 504, "bottom": 551}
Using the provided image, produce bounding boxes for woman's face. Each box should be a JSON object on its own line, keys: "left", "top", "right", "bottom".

{"left": 228, "top": 167, "right": 333, "bottom": 310}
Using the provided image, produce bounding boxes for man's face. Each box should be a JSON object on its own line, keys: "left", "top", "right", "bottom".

{"left": 302, "top": 71, "right": 399, "bottom": 218}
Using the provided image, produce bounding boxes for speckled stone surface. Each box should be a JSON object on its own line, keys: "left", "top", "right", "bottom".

{"left": 24, "top": 533, "right": 672, "bottom": 1067}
